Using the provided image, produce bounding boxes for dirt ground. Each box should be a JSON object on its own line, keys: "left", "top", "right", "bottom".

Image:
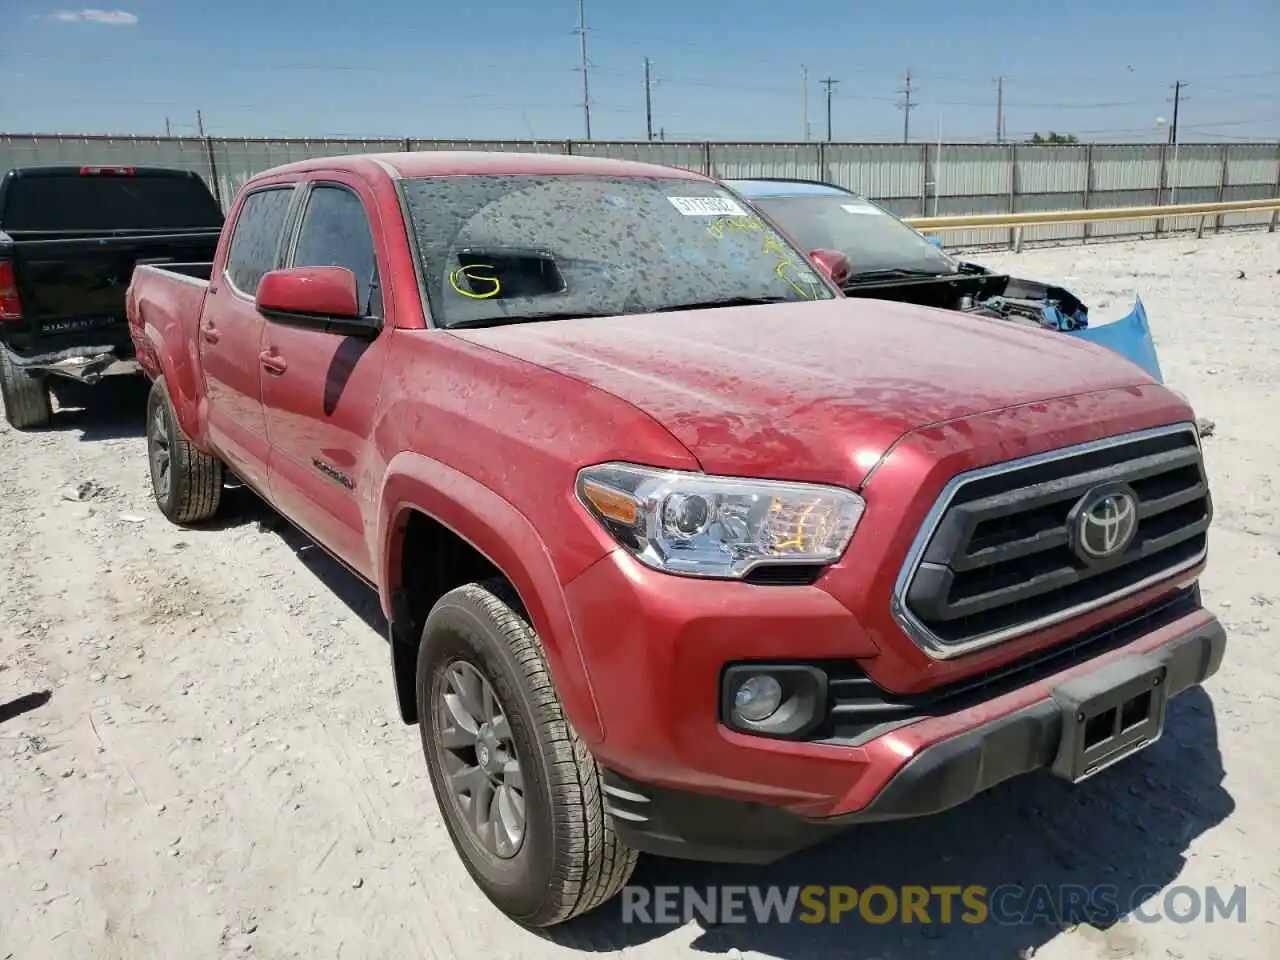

{"left": 2, "top": 230, "right": 1277, "bottom": 960}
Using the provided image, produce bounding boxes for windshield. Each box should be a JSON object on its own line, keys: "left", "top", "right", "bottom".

{"left": 398, "top": 175, "right": 834, "bottom": 329}
{"left": 748, "top": 193, "right": 957, "bottom": 278}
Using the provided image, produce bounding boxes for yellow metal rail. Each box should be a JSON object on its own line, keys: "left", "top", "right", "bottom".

{"left": 904, "top": 197, "right": 1280, "bottom": 232}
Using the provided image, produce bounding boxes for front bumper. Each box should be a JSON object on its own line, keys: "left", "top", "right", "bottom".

{"left": 601, "top": 612, "right": 1224, "bottom": 863}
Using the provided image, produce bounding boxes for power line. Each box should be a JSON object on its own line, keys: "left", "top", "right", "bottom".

{"left": 820, "top": 76, "right": 839, "bottom": 141}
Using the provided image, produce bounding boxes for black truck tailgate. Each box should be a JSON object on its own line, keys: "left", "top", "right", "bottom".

{"left": 4, "top": 231, "right": 221, "bottom": 353}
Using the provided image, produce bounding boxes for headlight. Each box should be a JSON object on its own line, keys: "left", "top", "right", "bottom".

{"left": 576, "top": 462, "right": 865, "bottom": 579}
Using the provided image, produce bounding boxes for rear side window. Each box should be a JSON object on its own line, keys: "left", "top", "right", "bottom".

{"left": 0, "top": 174, "right": 224, "bottom": 232}
{"left": 290, "top": 185, "right": 381, "bottom": 316}
{"left": 225, "top": 188, "right": 294, "bottom": 296}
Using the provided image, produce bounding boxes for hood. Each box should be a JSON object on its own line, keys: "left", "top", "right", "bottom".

{"left": 453, "top": 298, "right": 1157, "bottom": 487}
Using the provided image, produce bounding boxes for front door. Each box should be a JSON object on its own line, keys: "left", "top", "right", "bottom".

{"left": 200, "top": 185, "right": 297, "bottom": 493}
{"left": 260, "top": 178, "right": 392, "bottom": 579}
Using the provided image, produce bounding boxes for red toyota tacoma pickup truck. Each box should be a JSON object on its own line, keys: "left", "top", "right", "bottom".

{"left": 127, "top": 151, "right": 1223, "bottom": 927}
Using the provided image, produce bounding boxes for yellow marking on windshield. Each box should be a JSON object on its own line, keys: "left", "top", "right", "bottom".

{"left": 450, "top": 264, "right": 501, "bottom": 299}
{"left": 706, "top": 215, "right": 822, "bottom": 300}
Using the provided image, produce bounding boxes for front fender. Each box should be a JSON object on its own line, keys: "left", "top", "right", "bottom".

{"left": 1066, "top": 296, "right": 1164, "bottom": 383}
{"left": 376, "top": 451, "right": 605, "bottom": 743}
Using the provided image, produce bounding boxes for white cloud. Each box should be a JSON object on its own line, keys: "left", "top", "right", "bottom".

{"left": 53, "top": 9, "right": 139, "bottom": 25}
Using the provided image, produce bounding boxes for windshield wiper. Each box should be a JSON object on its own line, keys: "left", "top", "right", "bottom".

{"left": 445, "top": 311, "right": 619, "bottom": 330}
{"left": 656, "top": 296, "right": 797, "bottom": 313}
{"left": 844, "top": 268, "right": 951, "bottom": 284}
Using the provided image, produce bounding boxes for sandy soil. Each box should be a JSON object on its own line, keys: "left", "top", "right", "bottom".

{"left": 2, "top": 230, "right": 1277, "bottom": 960}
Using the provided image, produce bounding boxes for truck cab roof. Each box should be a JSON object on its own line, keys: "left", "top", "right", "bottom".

{"left": 249, "top": 151, "right": 712, "bottom": 185}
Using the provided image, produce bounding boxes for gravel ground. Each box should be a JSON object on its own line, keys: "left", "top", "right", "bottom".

{"left": 1, "top": 230, "right": 1277, "bottom": 960}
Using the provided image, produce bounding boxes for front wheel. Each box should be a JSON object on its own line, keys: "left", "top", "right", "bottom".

{"left": 146, "top": 379, "right": 223, "bottom": 524}
{"left": 417, "top": 579, "right": 637, "bottom": 927}
{"left": 0, "top": 348, "right": 52, "bottom": 430}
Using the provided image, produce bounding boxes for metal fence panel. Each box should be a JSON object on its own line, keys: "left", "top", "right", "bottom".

{"left": 1017, "top": 145, "right": 1088, "bottom": 194}
{"left": 409, "top": 139, "right": 569, "bottom": 155}
{"left": 1167, "top": 144, "right": 1223, "bottom": 190}
{"left": 935, "top": 144, "right": 1011, "bottom": 198}
{"left": 208, "top": 138, "right": 403, "bottom": 207}
{"left": 710, "top": 143, "right": 823, "bottom": 181}
{"left": 569, "top": 140, "right": 708, "bottom": 174}
{"left": 825, "top": 144, "right": 922, "bottom": 201}
{"left": 0, "top": 134, "right": 213, "bottom": 180}
{"left": 1092, "top": 145, "right": 1163, "bottom": 192}
{"left": 3, "top": 134, "right": 1276, "bottom": 244}
{"left": 1225, "top": 143, "right": 1279, "bottom": 194}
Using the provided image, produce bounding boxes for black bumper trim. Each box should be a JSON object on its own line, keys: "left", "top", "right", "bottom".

{"left": 603, "top": 615, "right": 1225, "bottom": 864}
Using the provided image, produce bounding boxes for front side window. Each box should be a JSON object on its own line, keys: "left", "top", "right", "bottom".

{"left": 398, "top": 175, "right": 835, "bottom": 329}
{"left": 225, "top": 187, "right": 294, "bottom": 296}
{"left": 291, "top": 185, "right": 381, "bottom": 316}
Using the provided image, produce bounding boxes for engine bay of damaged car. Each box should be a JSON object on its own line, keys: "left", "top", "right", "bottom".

{"left": 736, "top": 183, "right": 1095, "bottom": 334}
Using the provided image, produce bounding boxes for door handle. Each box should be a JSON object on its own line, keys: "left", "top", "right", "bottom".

{"left": 201, "top": 324, "right": 220, "bottom": 344}
{"left": 259, "top": 350, "right": 287, "bottom": 376}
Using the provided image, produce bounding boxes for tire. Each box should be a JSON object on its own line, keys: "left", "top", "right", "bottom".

{"left": 0, "top": 348, "right": 52, "bottom": 430}
{"left": 146, "top": 379, "right": 223, "bottom": 524}
{"left": 417, "top": 579, "right": 637, "bottom": 927}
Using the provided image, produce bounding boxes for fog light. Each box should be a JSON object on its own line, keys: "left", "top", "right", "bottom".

{"left": 733, "top": 674, "right": 783, "bottom": 722}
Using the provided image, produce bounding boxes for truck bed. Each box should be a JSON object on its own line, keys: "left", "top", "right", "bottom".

{"left": 126, "top": 262, "right": 213, "bottom": 383}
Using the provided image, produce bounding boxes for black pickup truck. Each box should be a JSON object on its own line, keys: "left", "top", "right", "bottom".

{"left": 0, "top": 164, "right": 224, "bottom": 429}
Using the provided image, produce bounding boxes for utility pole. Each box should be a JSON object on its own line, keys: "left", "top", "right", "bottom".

{"left": 899, "top": 70, "right": 914, "bottom": 143}
{"left": 801, "top": 65, "right": 810, "bottom": 141}
{"left": 575, "top": 0, "right": 592, "bottom": 140}
{"left": 993, "top": 76, "right": 1003, "bottom": 142}
{"left": 820, "top": 76, "right": 838, "bottom": 141}
{"left": 196, "top": 109, "right": 205, "bottom": 137}
{"left": 1169, "top": 80, "right": 1184, "bottom": 144}
{"left": 644, "top": 57, "right": 654, "bottom": 141}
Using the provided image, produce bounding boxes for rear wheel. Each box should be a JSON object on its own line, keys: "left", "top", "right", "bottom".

{"left": 0, "top": 348, "right": 52, "bottom": 430}
{"left": 146, "top": 379, "right": 223, "bottom": 524}
{"left": 417, "top": 579, "right": 637, "bottom": 927}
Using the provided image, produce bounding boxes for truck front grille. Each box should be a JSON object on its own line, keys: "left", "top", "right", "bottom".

{"left": 893, "top": 423, "right": 1210, "bottom": 658}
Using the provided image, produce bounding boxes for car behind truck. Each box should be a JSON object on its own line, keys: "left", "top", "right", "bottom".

{"left": 126, "top": 151, "right": 1224, "bottom": 927}
{"left": 0, "top": 164, "right": 223, "bottom": 429}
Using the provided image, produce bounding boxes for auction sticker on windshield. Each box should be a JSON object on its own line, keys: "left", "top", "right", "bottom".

{"left": 668, "top": 196, "right": 748, "bottom": 217}
{"left": 841, "top": 202, "right": 885, "bottom": 215}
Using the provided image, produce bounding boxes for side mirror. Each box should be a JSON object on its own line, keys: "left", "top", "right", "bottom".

{"left": 809, "top": 248, "right": 852, "bottom": 286}
{"left": 255, "top": 267, "right": 379, "bottom": 339}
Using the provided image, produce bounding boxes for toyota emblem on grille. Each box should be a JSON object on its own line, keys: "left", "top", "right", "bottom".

{"left": 1070, "top": 484, "right": 1139, "bottom": 562}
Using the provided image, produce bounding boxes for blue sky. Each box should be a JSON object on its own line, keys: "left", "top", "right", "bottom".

{"left": 4, "top": 1, "right": 1278, "bottom": 142}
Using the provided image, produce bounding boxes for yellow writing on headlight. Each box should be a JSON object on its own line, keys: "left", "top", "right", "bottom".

{"left": 768, "top": 497, "right": 825, "bottom": 552}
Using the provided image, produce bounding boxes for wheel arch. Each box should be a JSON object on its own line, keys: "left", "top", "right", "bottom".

{"left": 377, "top": 452, "right": 604, "bottom": 743}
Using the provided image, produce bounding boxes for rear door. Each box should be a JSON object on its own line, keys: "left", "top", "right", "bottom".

{"left": 200, "top": 184, "right": 297, "bottom": 493}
